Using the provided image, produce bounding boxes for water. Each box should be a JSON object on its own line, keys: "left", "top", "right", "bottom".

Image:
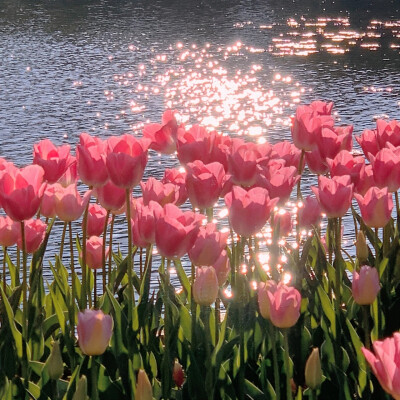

{"left": 1, "top": 0, "right": 399, "bottom": 288}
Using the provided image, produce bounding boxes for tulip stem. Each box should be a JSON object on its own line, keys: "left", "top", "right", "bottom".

{"left": 191, "top": 263, "right": 197, "bottom": 351}
{"left": 395, "top": 191, "right": 400, "bottom": 231}
{"left": 335, "top": 218, "right": 342, "bottom": 310}
{"left": 270, "top": 323, "right": 281, "bottom": 400}
{"left": 283, "top": 329, "right": 292, "bottom": 400}
{"left": 102, "top": 210, "right": 110, "bottom": 293}
{"left": 91, "top": 356, "right": 99, "bottom": 400}
{"left": 108, "top": 214, "right": 115, "bottom": 283}
{"left": 3, "top": 246, "right": 7, "bottom": 294}
{"left": 215, "top": 296, "right": 220, "bottom": 344}
{"left": 239, "top": 306, "right": 245, "bottom": 400}
{"left": 374, "top": 228, "right": 380, "bottom": 271}
{"left": 126, "top": 189, "right": 134, "bottom": 330}
{"left": 93, "top": 270, "right": 97, "bottom": 309}
{"left": 20, "top": 221, "right": 28, "bottom": 385}
{"left": 60, "top": 221, "right": 67, "bottom": 261}
{"left": 140, "top": 246, "right": 143, "bottom": 279}
{"left": 310, "top": 389, "right": 317, "bottom": 400}
{"left": 296, "top": 150, "right": 305, "bottom": 201}
{"left": 81, "top": 198, "right": 90, "bottom": 310}
{"left": 206, "top": 207, "right": 213, "bottom": 223}
{"left": 362, "top": 305, "right": 371, "bottom": 350}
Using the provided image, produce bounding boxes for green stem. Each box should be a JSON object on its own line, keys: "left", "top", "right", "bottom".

{"left": 310, "top": 389, "right": 317, "bottom": 400}
{"left": 126, "top": 189, "right": 133, "bottom": 329}
{"left": 296, "top": 150, "right": 305, "bottom": 201}
{"left": 335, "top": 218, "right": 342, "bottom": 311}
{"left": 374, "top": 228, "right": 380, "bottom": 271}
{"left": 362, "top": 305, "right": 371, "bottom": 350}
{"left": 20, "top": 221, "right": 28, "bottom": 385}
{"left": 206, "top": 207, "right": 213, "bottom": 223}
{"left": 60, "top": 221, "right": 67, "bottom": 261}
{"left": 81, "top": 198, "right": 90, "bottom": 310}
{"left": 68, "top": 222, "right": 75, "bottom": 303}
{"left": 91, "top": 356, "right": 99, "bottom": 400}
{"left": 3, "top": 246, "right": 7, "bottom": 294}
{"left": 102, "top": 210, "right": 110, "bottom": 293}
{"left": 108, "top": 214, "right": 115, "bottom": 283}
{"left": 140, "top": 246, "right": 143, "bottom": 279}
{"left": 191, "top": 263, "right": 197, "bottom": 350}
{"left": 239, "top": 306, "right": 245, "bottom": 400}
{"left": 270, "top": 324, "right": 280, "bottom": 400}
{"left": 395, "top": 191, "right": 400, "bottom": 231}
{"left": 215, "top": 297, "right": 220, "bottom": 345}
{"left": 283, "top": 329, "right": 292, "bottom": 400}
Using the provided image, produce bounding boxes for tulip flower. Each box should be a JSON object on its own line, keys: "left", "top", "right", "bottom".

{"left": 258, "top": 280, "right": 278, "bottom": 320}
{"left": 141, "top": 177, "right": 178, "bottom": 206}
{"left": 267, "top": 283, "right": 301, "bottom": 328}
{"left": 54, "top": 184, "right": 92, "bottom": 222}
{"left": 136, "top": 369, "right": 153, "bottom": 400}
{"left": 305, "top": 148, "right": 329, "bottom": 175}
{"left": 94, "top": 180, "right": 126, "bottom": 212}
{"left": 354, "top": 164, "right": 375, "bottom": 196}
{"left": 213, "top": 250, "right": 230, "bottom": 286}
{"left": 85, "top": 236, "right": 109, "bottom": 270}
{"left": 86, "top": 204, "right": 108, "bottom": 237}
{"left": 311, "top": 175, "right": 353, "bottom": 218}
{"left": 362, "top": 332, "right": 400, "bottom": 400}
{"left": 310, "top": 100, "right": 334, "bottom": 115}
{"left": 188, "top": 223, "right": 229, "bottom": 266}
{"left": 185, "top": 160, "right": 226, "bottom": 209}
{"left": 0, "top": 164, "right": 45, "bottom": 221}
{"left": 106, "top": 134, "right": 150, "bottom": 189}
{"left": 316, "top": 125, "right": 353, "bottom": 161}
{"left": 76, "top": 133, "right": 108, "bottom": 187}
{"left": 192, "top": 267, "right": 219, "bottom": 306}
{"left": 298, "top": 196, "right": 322, "bottom": 229}
{"left": 305, "top": 348, "right": 323, "bottom": 390}
{"left": 208, "top": 131, "right": 231, "bottom": 170}
{"left": 352, "top": 265, "right": 380, "bottom": 305}
{"left": 155, "top": 203, "right": 204, "bottom": 259}
{"left": 354, "top": 187, "right": 393, "bottom": 228}
{"left": 176, "top": 125, "right": 212, "bottom": 165}
{"left": 17, "top": 219, "right": 47, "bottom": 254}
{"left": 355, "top": 129, "right": 380, "bottom": 161}
{"left": 271, "top": 209, "right": 292, "bottom": 237}
{"left": 0, "top": 216, "right": 20, "bottom": 247}
{"left": 356, "top": 231, "right": 369, "bottom": 263}
{"left": 162, "top": 168, "right": 188, "bottom": 206}
{"left": 40, "top": 184, "right": 59, "bottom": 219}
{"left": 33, "top": 139, "right": 72, "bottom": 184}
{"left": 376, "top": 119, "right": 400, "bottom": 148}
{"left": 371, "top": 147, "right": 400, "bottom": 192}
{"left": 270, "top": 141, "right": 302, "bottom": 170}
{"left": 173, "top": 360, "right": 185, "bottom": 388}
{"left": 224, "top": 186, "right": 278, "bottom": 237}
{"left": 77, "top": 309, "right": 113, "bottom": 356}
{"left": 327, "top": 150, "right": 364, "bottom": 184}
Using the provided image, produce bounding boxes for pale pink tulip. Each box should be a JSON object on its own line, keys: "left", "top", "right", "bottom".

{"left": 352, "top": 265, "right": 380, "bottom": 305}
{"left": 192, "top": 267, "right": 219, "bottom": 306}
{"left": 54, "top": 184, "right": 92, "bottom": 222}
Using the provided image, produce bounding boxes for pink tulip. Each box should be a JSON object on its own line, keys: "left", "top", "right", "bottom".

{"left": 371, "top": 147, "right": 400, "bottom": 192}
{"left": 0, "top": 164, "right": 45, "bottom": 221}
{"left": 76, "top": 133, "right": 108, "bottom": 187}
{"left": 224, "top": 186, "right": 278, "bottom": 237}
{"left": 213, "top": 250, "right": 230, "bottom": 286}
{"left": 85, "top": 236, "right": 108, "bottom": 269}
{"left": 270, "top": 141, "right": 302, "bottom": 170}
{"left": 271, "top": 209, "right": 292, "bottom": 237}
{"left": 140, "top": 177, "right": 178, "bottom": 206}
{"left": 17, "top": 219, "right": 47, "bottom": 254}
{"left": 86, "top": 204, "right": 108, "bottom": 237}
{"left": 132, "top": 200, "right": 163, "bottom": 248}
{"left": 310, "top": 100, "right": 334, "bottom": 115}
{"left": 155, "top": 204, "right": 204, "bottom": 259}
{"left": 355, "top": 129, "right": 380, "bottom": 161}
{"left": 33, "top": 139, "right": 72, "bottom": 184}
{"left": 298, "top": 196, "right": 322, "bottom": 229}
{"left": 176, "top": 125, "right": 212, "bottom": 165}
{"left": 136, "top": 369, "right": 153, "bottom": 400}
{"left": 77, "top": 309, "right": 113, "bottom": 356}
{"left": 40, "top": 184, "right": 59, "bottom": 219}
{"left": 354, "top": 187, "right": 393, "bottom": 228}
{"left": 58, "top": 155, "right": 78, "bottom": 187}
{"left": 327, "top": 150, "right": 364, "bottom": 184}
{"left": 354, "top": 164, "right": 375, "bottom": 196}
{"left": 305, "top": 148, "right": 329, "bottom": 175}
{"left": 54, "top": 183, "right": 92, "bottom": 222}
{"left": 267, "top": 283, "right": 301, "bottom": 328}
{"left": 173, "top": 360, "right": 185, "bottom": 388}
{"left": 376, "top": 119, "right": 400, "bottom": 148}
{"left": 311, "top": 175, "right": 353, "bottom": 218}
{"left": 94, "top": 180, "right": 126, "bottom": 212}
{"left": 208, "top": 131, "right": 231, "bottom": 170}
{"left": 258, "top": 280, "right": 278, "bottom": 320}
{"left": 106, "top": 134, "right": 150, "bottom": 189}
{"left": 162, "top": 168, "right": 188, "bottom": 206}
{"left": 316, "top": 125, "right": 353, "bottom": 160}
{"left": 362, "top": 333, "right": 400, "bottom": 400}
{"left": 192, "top": 267, "right": 219, "bottom": 306}
{"left": 188, "top": 223, "right": 229, "bottom": 266}
{"left": 352, "top": 265, "right": 380, "bottom": 305}
{"left": 185, "top": 161, "right": 225, "bottom": 209}
{"left": 0, "top": 216, "right": 20, "bottom": 247}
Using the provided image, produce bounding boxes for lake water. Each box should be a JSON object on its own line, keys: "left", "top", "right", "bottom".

{"left": 1, "top": 0, "right": 400, "bottom": 287}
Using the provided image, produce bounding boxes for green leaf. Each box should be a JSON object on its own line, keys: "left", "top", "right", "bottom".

{"left": 174, "top": 259, "right": 191, "bottom": 298}
{"left": 49, "top": 286, "right": 66, "bottom": 335}
{"left": 317, "top": 285, "right": 336, "bottom": 339}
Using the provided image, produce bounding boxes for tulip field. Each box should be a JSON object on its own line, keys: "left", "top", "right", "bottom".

{"left": 1, "top": 102, "right": 400, "bottom": 399}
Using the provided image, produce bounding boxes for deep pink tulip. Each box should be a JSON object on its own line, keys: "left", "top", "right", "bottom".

{"left": 258, "top": 280, "right": 278, "bottom": 320}
{"left": 173, "top": 360, "right": 185, "bottom": 388}
{"left": 155, "top": 203, "right": 204, "bottom": 259}
{"left": 185, "top": 161, "right": 226, "bottom": 209}
{"left": 86, "top": 204, "right": 108, "bottom": 237}
{"left": 162, "top": 168, "right": 188, "bottom": 206}
{"left": 352, "top": 265, "right": 380, "bottom": 305}
{"left": 224, "top": 186, "right": 278, "bottom": 237}
{"left": 85, "top": 236, "right": 109, "bottom": 269}
{"left": 208, "top": 131, "right": 231, "bottom": 170}
{"left": 355, "top": 129, "right": 380, "bottom": 161}
{"left": 188, "top": 223, "right": 229, "bottom": 266}
{"left": 77, "top": 309, "right": 113, "bottom": 356}
{"left": 305, "top": 148, "right": 329, "bottom": 175}
{"left": 376, "top": 119, "right": 400, "bottom": 148}
{"left": 0, "top": 164, "right": 45, "bottom": 222}
{"left": 132, "top": 200, "right": 163, "bottom": 248}
{"left": 33, "top": 139, "right": 72, "bottom": 184}
{"left": 270, "top": 141, "right": 302, "bottom": 170}
{"left": 311, "top": 175, "right": 353, "bottom": 218}
{"left": 177, "top": 125, "right": 212, "bottom": 165}
{"left": 94, "top": 180, "right": 126, "bottom": 212}
{"left": 271, "top": 209, "right": 292, "bottom": 237}
{"left": 0, "top": 216, "right": 20, "bottom": 247}
{"left": 17, "top": 219, "right": 47, "bottom": 254}
{"left": 354, "top": 187, "right": 393, "bottom": 228}
{"left": 76, "top": 133, "right": 109, "bottom": 187}
{"left": 106, "top": 134, "right": 150, "bottom": 189}
{"left": 354, "top": 164, "right": 375, "bottom": 196}
{"left": 40, "top": 184, "right": 59, "bottom": 219}
{"left": 327, "top": 150, "right": 364, "bottom": 184}
{"left": 316, "top": 125, "right": 353, "bottom": 160}
{"left": 371, "top": 147, "right": 400, "bottom": 192}
{"left": 362, "top": 333, "right": 400, "bottom": 400}
{"left": 58, "top": 156, "right": 78, "bottom": 187}
{"left": 267, "top": 283, "right": 301, "bottom": 328}
{"left": 140, "top": 177, "right": 177, "bottom": 206}
{"left": 54, "top": 183, "right": 92, "bottom": 222}
{"left": 192, "top": 267, "right": 219, "bottom": 306}
{"left": 213, "top": 250, "right": 230, "bottom": 286}
{"left": 298, "top": 196, "right": 322, "bottom": 229}
{"left": 310, "top": 100, "right": 334, "bottom": 115}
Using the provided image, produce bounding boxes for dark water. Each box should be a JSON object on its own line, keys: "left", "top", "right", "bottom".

{"left": 1, "top": 0, "right": 399, "bottom": 287}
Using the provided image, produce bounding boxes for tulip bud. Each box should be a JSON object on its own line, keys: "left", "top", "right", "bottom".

{"left": 356, "top": 231, "right": 368, "bottom": 263}
{"left": 47, "top": 340, "right": 64, "bottom": 381}
{"left": 173, "top": 360, "right": 185, "bottom": 388}
{"left": 192, "top": 267, "right": 219, "bottom": 306}
{"left": 136, "top": 369, "right": 153, "bottom": 400}
{"left": 352, "top": 265, "right": 380, "bottom": 305}
{"left": 72, "top": 375, "right": 88, "bottom": 400}
{"left": 305, "top": 348, "right": 323, "bottom": 390}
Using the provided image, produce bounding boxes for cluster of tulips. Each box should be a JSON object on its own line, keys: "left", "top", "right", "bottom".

{"left": 1, "top": 101, "right": 400, "bottom": 399}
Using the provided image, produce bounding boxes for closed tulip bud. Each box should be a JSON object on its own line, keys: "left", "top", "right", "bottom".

{"left": 356, "top": 231, "right": 368, "bottom": 263}
{"left": 192, "top": 267, "right": 219, "bottom": 306}
{"left": 173, "top": 360, "right": 185, "bottom": 388}
{"left": 352, "top": 265, "right": 380, "bottom": 305}
{"left": 72, "top": 375, "right": 88, "bottom": 400}
{"left": 47, "top": 341, "right": 64, "bottom": 381}
{"left": 257, "top": 280, "right": 278, "bottom": 320}
{"left": 136, "top": 369, "right": 153, "bottom": 400}
{"left": 305, "top": 348, "right": 323, "bottom": 390}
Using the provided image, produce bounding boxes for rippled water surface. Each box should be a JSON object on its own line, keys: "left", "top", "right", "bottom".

{"left": 1, "top": 0, "right": 400, "bottom": 286}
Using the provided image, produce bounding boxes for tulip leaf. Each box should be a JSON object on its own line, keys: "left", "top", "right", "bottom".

{"left": 49, "top": 286, "right": 66, "bottom": 335}
{"left": 174, "top": 259, "right": 191, "bottom": 298}
{"left": 317, "top": 285, "right": 336, "bottom": 339}
{"left": 244, "top": 379, "right": 265, "bottom": 399}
